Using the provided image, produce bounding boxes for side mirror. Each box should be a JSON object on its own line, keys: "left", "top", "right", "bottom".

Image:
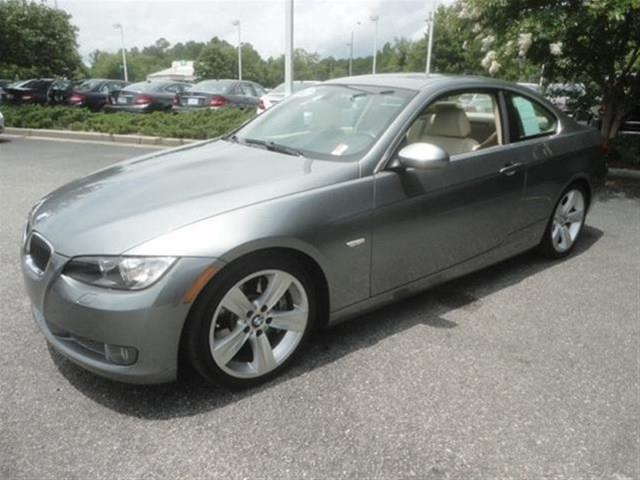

{"left": 396, "top": 143, "right": 449, "bottom": 170}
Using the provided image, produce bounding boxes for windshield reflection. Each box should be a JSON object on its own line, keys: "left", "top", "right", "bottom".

{"left": 233, "top": 85, "right": 415, "bottom": 162}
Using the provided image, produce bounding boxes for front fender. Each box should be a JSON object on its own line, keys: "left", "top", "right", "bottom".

{"left": 127, "top": 176, "right": 374, "bottom": 312}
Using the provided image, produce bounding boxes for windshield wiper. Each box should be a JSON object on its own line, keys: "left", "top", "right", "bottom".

{"left": 243, "top": 138, "right": 304, "bottom": 157}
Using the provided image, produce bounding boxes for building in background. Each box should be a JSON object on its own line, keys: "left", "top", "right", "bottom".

{"left": 147, "top": 61, "right": 195, "bottom": 82}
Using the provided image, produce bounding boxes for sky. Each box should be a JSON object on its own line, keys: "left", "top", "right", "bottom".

{"left": 54, "top": 0, "right": 446, "bottom": 64}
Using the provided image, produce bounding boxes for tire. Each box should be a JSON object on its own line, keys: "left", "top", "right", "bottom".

{"left": 184, "top": 252, "right": 317, "bottom": 388}
{"left": 539, "top": 184, "right": 588, "bottom": 259}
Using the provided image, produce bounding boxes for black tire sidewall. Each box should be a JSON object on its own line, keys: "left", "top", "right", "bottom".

{"left": 184, "top": 252, "right": 317, "bottom": 388}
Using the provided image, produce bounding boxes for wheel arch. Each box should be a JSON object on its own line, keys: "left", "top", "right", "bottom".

{"left": 177, "top": 244, "right": 332, "bottom": 377}
{"left": 557, "top": 174, "right": 592, "bottom": 212}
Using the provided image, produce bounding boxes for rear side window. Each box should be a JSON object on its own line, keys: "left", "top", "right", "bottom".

{"left": 508, "top": 93, "right": 557, "bottom": 141}
{"left": 239, "top": 83, "right": 256, "bottom": 96}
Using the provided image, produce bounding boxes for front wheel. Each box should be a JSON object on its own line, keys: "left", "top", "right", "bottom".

{"left": 184, "top": 253, "right": 316, "bottom": 388}
{"left": 539, "top": 185, "right": 587, "bottom": 258}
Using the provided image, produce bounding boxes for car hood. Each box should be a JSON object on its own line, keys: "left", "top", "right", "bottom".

{"left": 30, "top": 140, "right": 358, "bottom": 256}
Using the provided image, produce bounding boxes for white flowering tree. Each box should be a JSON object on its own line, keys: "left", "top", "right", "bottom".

{"left": 467, "top": 0, "right": 640, "bottom": 139}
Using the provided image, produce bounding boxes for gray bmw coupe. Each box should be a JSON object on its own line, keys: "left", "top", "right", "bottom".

{"left": 22, "top": 74, "right": 607, "bottom": 387}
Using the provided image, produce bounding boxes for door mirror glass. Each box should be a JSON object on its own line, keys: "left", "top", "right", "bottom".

{"left": 397, "top": 143, "right": 449, "bottom": 170}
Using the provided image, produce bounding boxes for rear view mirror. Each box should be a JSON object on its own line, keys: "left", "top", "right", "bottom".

{"left": 397, "top": 143, "right": 449, "bottom": 170}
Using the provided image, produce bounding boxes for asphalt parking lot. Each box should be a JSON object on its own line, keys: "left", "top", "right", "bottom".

{"left": 1, "top": 135, "right": 638, "bottom": 479}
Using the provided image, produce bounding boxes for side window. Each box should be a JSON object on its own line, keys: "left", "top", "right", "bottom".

{"left": 100, "top": 84, "right": 110, "bottom": 94}
{"left": 164, "top": 84, "right": 178, "bottom": 93}
{"left": 404, "top": 91, "right": 502, "bottom": 157}
{"left": 508, "top": 93, "right": 557, "bottom": 141}
{"left": 239, "top": 83, "right": 256, "bottom": 97}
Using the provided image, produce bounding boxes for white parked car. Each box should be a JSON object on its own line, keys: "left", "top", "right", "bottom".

{"left": 257, "top": 81, "right": 319, "bottom": 114}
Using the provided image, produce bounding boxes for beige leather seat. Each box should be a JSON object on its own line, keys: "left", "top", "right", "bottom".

{"left": 419, "top": 104, "right": 478, "bottom": 155}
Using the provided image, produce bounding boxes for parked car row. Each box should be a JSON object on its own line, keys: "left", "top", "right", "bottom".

{"left": 0, "top": 78, "right": 73, "bottom": 106}
{"left": 0, "top": 77, "right": 275, "bottom": 113}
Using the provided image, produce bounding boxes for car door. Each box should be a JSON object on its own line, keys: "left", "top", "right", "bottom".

{"left": 501, "top": 91, "right": 563, "bottom": 229}
{"left": 224, "top": 82, "right": 243, "bottom": 108}
{"left": 237, "top": 82, "right": 258, "bottom": 109}
{"left": 371, "top": 90, "right": 526, "bottom": 295}
{"left": 151, "top": 84, "right": 170, "bottom": 108}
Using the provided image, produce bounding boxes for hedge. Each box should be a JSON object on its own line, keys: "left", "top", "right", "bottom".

{"left": 1, "top": 105, "right": 254, "bottom": 140}
{"left": 609, "top": 135, "right": 640, "bottom": 167}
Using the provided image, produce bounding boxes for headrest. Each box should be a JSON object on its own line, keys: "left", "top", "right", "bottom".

{"left": 428, "top": 104, "right": 471, "bottom": 138}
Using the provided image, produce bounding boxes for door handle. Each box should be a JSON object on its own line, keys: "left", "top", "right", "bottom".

{"left": 499, "top": 162, "right": 523, "bottom": 176}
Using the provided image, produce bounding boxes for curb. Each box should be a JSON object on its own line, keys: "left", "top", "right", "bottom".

{"left": 608, "top": 168, "right": 640, "bottom": 180}
{"left": 4, "top": 127, "right": 198, "bottom": 147}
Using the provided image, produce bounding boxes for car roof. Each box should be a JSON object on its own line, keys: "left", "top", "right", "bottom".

{"left": 325, "top": 73, "right": 523, "bottom": 92}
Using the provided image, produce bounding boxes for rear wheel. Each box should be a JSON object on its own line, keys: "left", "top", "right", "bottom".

{"left": 184, "top": 253, "right": 316, "bottom": 388}
{"left": 539, "top": 185, "right": 587, "bottom": 258}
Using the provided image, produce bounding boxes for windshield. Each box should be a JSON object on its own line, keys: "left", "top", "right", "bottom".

{"left": 233, "top": 84, "right": 415, "bottom": 162}
{"left": 189, "top": 80, "right": 233, "bottom": 94}
{"left": 125, "top": 82, "right": 169, "bottom": 92}
{"left": 18, "top": 80, "right": 49, "bottom": 89}
{"left": 77, "top": 79, "right": 103, "bottom": 91}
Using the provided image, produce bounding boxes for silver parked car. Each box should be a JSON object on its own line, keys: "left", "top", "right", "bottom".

{"left": 22, "top": 74, "right": 607, "bottom": 387}
{"left": 257, "top": 80, "right": 320, "bottom": 114}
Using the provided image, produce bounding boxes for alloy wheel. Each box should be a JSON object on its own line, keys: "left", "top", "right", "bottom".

{"left": 551, "top": 189, "right": 585, "bottom": 253}
{"left": 209, "top": 269, "right": 309, "bottom": 379}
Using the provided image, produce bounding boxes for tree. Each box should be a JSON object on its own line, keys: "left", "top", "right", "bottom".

{"left": 467, "top": 0, "right": 640, "bottom": 138}
{"left": 407, "top": 5, "right": 483, "bottom": 75}
{"left": 0, "top": 0, "right": 82, "bottom": 78}
{"left": 196, "top": 37, "right": 238, "bottom": 80}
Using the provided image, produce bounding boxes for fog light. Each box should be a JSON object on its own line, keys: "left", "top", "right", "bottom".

{"left": 104, "top": 344, "right": 138, "bottom": 365}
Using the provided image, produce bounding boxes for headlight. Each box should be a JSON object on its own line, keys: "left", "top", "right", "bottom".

{"left": 62, "top": 256, "right": 176, "bottom": 290}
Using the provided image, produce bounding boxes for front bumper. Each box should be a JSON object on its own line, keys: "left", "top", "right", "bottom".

{"left": 22, "top": 241, "right": 222, "bottom": 384}
{"left": 104, "top": 104, "right": 155, "bottom": 114}
{"left": 172, "top": 106, "right": 223, "bottom": 113}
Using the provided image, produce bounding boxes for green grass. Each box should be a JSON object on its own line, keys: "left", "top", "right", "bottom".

{"left": 2, "top": 105, "right": 254, "bottom": 140}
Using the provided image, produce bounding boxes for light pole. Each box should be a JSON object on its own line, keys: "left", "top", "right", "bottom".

{"left": 347, "top": 21, "right": 361, "bottom": 76}
{"left": 425, "top": 2, "right": 436, "bottom": 75}
{"left": 231, "top": 19, "right": 242, "bottom": 80}
{"left": 113, "top": 23, "right": 128, "bottom": 82}
{"left": 284, "top": 0, "right": 294, "bottom": 96}
{"left": 370, "top": 15, "right": 379, "bottom": 74}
